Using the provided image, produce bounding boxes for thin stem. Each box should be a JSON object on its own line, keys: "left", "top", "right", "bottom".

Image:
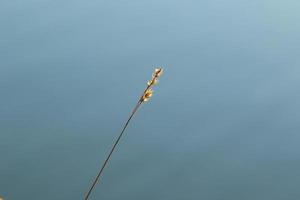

{"left": 84, "top": 100, "right": 142, "bottom": 200}
{"left": 84, "top": 68, "right": 163, "bottom": 200}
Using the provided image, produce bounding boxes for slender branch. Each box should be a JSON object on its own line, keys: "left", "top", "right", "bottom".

{"left": 84, "top": 68, "right": 163, "bottom": 200}
{"left": 84, "top": 101, "right": 141, "bottom": 200}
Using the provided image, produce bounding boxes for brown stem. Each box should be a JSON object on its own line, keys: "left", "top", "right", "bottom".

{"left": 84, "top": 68, "right": 162, "bottom": 199}
{"left": 84, "top": 100, "right": 143, "bottom": 200}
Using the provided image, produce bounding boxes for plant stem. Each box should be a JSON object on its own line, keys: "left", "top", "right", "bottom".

{"left": 84, "top": 68, "right": 163, "bottom": 199}
{"left": 84, "top": 100, "right": 142, "bottom": 200}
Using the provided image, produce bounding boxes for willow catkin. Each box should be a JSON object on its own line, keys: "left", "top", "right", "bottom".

{"left": 84, "top": 68, "right": 163, "bottom": 200}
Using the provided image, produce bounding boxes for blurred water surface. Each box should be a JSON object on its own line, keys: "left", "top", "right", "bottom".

{"left": 1, "top": 0, "right": 300, "bottom": 199}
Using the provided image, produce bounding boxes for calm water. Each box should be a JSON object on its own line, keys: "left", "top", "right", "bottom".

{"left": 1, "top": 0, "right": 300, "bottom": 199}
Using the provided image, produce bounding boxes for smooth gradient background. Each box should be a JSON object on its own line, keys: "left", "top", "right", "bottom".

{"left": 1, "top": 0, "right": 300, "bottom": 199}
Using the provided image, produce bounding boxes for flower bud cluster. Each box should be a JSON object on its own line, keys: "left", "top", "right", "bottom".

{"left": 141, "top": 68, "right": 163, "bottom": 102}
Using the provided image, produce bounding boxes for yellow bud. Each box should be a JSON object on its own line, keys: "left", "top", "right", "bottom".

{"left": 154, "top": 68, "right": 163, "bottom": 77}
{"left": 143, "top": 97, "right": 150, "bottom": 102}
{"left": 148, "top": 78, "right": 158, "bottom": 86}
{"left": 142, "top": 89, "right": 153, "bottom": 102}
{"left": 144, "top": 89, "right": 153, "bottom": 98}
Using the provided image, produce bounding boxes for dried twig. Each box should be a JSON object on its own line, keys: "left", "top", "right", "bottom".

{"left": 84, "top": 68, "right": 163, "bottom": 200}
